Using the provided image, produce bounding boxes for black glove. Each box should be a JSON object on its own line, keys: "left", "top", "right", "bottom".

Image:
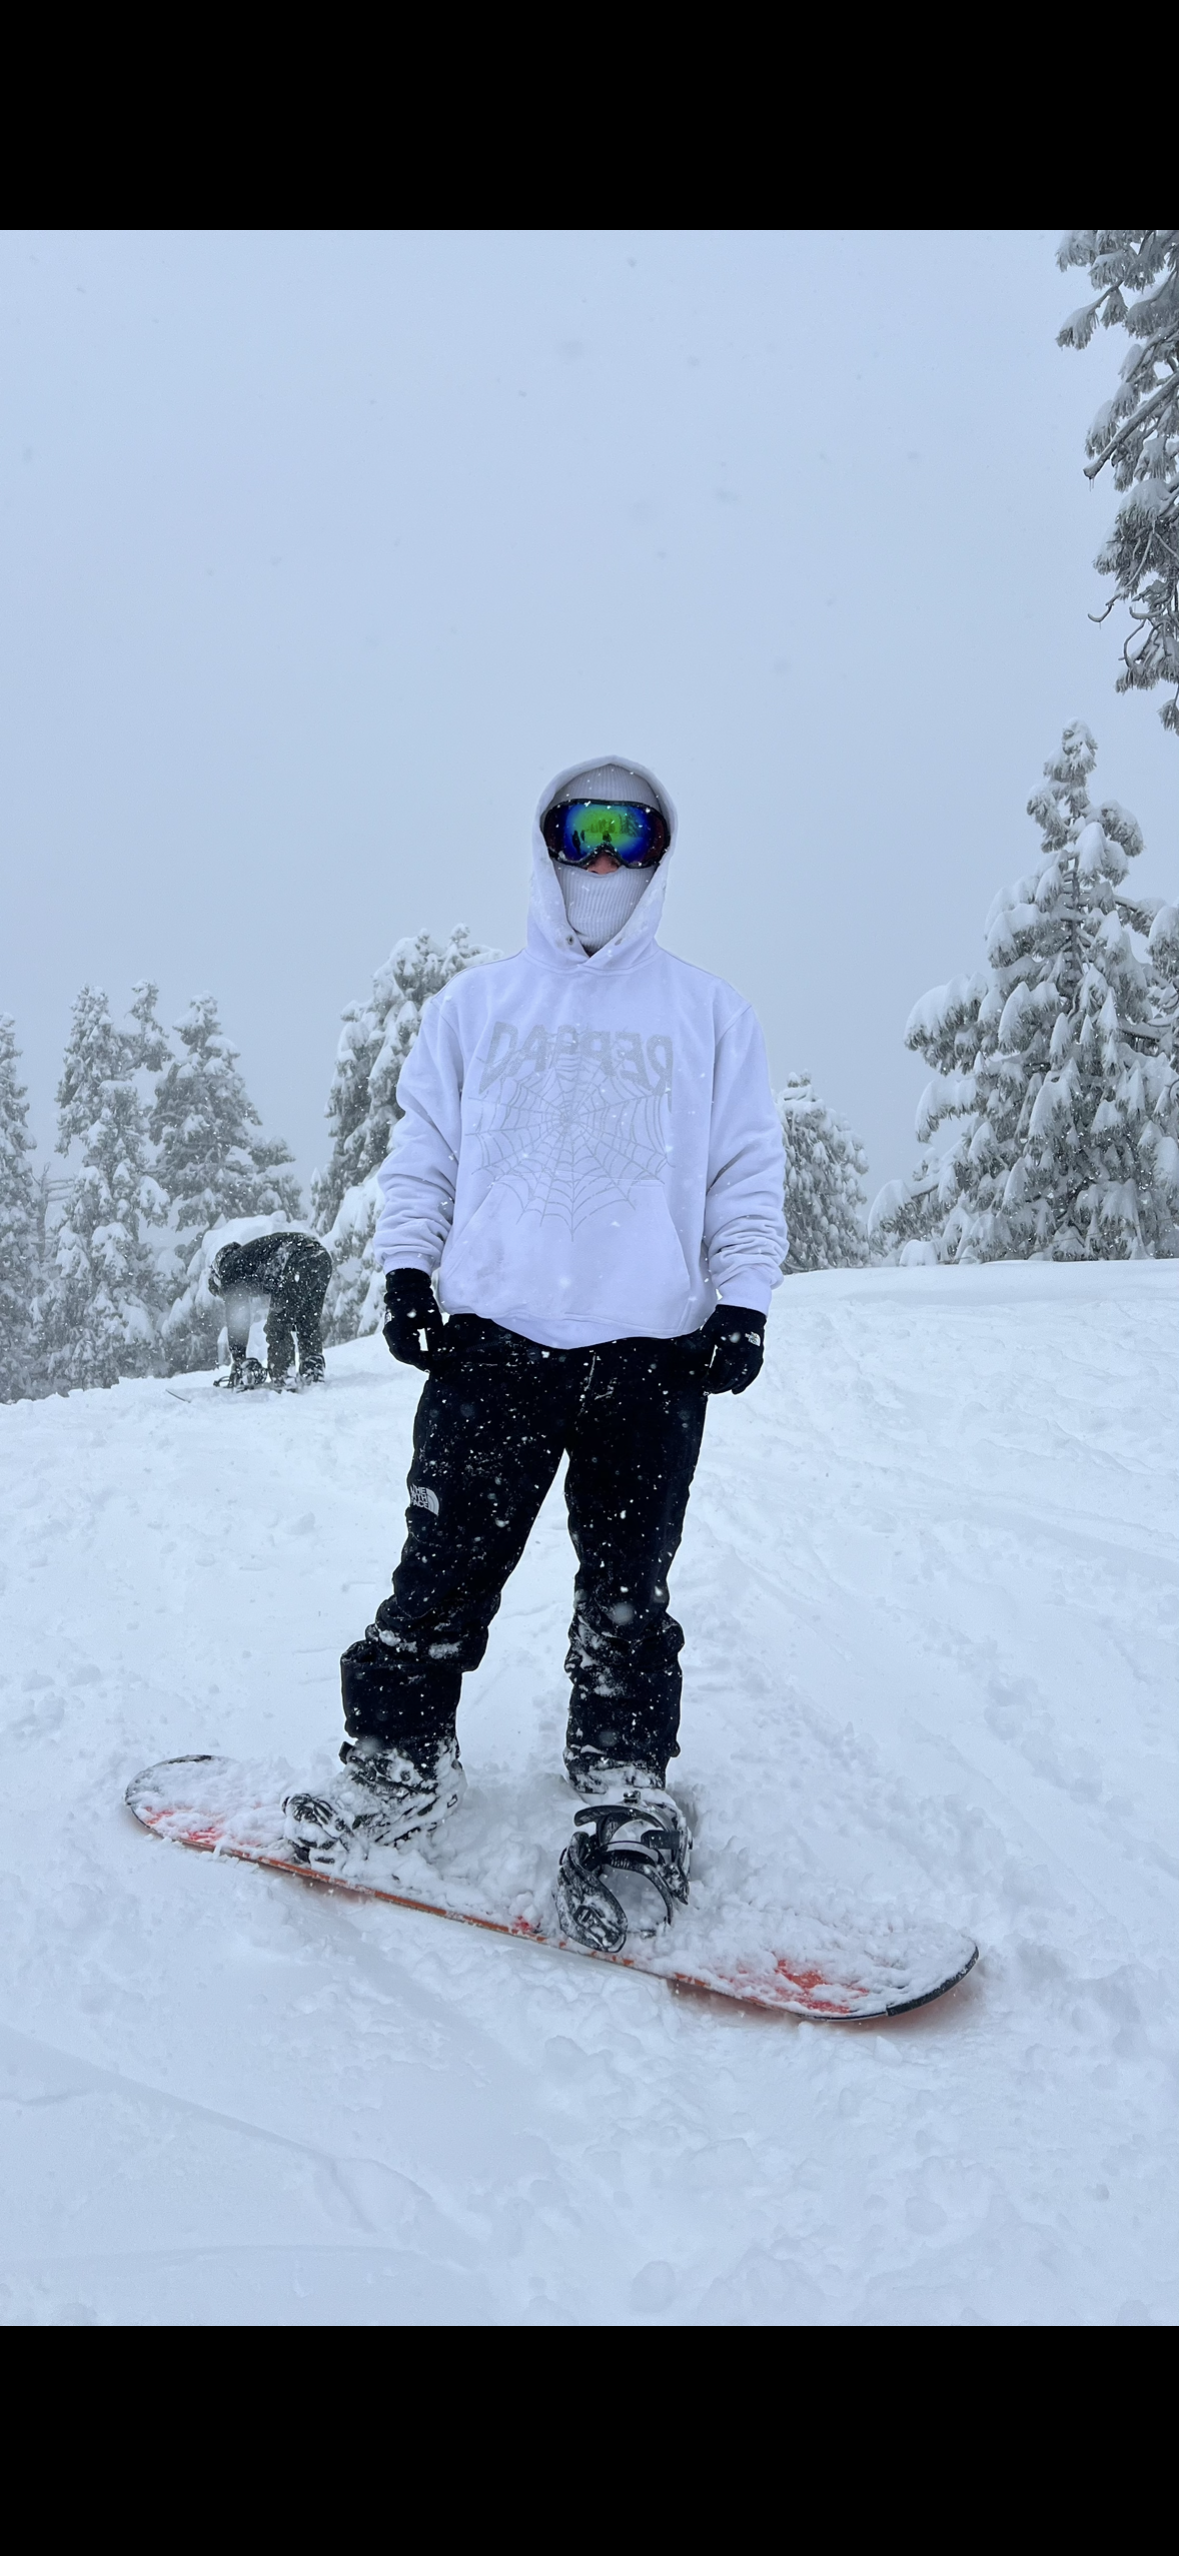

{"left": 382, "top": 1269, "right": 444, "bottom": 1371}
{"left": 691, "top": 1302, "right": 766, "bottom": 1396}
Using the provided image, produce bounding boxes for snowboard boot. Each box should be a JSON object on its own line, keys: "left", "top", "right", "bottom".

{"left": 282, "top": 1733, "right": 466, "bottom": 1872}
{"left": 225, "top": 1353, "right": 267, "bottom": 1390}
{"left": 297, "top": 1353, "right": 326, "bottom": 1385}
{"left": 557, "top": 1763, "right": 691, "bottom": 1954}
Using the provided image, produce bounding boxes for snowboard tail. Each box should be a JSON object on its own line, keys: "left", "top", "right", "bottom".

{"left": 125, "top": 1757, "right": 979, "bottom": 2023}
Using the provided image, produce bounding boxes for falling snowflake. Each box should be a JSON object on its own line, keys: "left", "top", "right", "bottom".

{"left": 474, "top": 1020, "right": 674, "bottom": 1233}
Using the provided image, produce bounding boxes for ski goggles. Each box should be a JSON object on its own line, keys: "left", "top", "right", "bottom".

{"left": 543, "top": 799, "right": 669, "bottom": 868}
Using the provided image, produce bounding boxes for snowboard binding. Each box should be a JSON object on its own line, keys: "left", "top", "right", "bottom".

{"left": 557, "top": 1793, "right": 691, "bottom": 1954}
{"left": 218, "top": 1355, "right": 267, "bottom": 1391}
{"left": 282, "top": 1736, "right": 466, "bottom": 1872}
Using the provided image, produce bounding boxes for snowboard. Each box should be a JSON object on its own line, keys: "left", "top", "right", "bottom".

{"left": 125, "top": 1756, "right": 979, "bottom": 2023}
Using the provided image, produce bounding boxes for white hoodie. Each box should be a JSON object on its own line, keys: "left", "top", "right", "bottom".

{"left": 374, "top": 760, "right": 787, "bottom": 1350}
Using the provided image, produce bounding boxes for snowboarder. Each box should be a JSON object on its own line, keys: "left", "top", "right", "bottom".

{"left": 284, "top": 761, "right": 787, "bottom": 1947}
{"left": 207, "top": 1231, "right": 331, "bottom": 1389}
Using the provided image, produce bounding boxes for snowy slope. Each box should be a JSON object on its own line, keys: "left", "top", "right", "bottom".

{"left": 1, "top": 1263, "right": 1175, "bottom": 2326}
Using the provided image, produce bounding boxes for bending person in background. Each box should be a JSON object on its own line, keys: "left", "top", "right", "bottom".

{"left": 207, "top": 1233, "right": 332, "bottom": 1389}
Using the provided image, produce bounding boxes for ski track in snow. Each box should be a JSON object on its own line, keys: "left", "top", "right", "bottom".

{"left": 0, "top": 1262, "right": 1175, "bottom": 2326}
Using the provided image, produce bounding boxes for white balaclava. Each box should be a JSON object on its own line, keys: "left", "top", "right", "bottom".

{"left": 548, "top": 762, "right": 663, "bottom": 955}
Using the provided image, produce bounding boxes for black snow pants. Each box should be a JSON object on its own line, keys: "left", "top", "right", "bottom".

{"left": 341, "top": 1315, "right": 709, "bottom": 1778}
{"left": 263, "top": 1245, "right": 331, "bottom": 1381}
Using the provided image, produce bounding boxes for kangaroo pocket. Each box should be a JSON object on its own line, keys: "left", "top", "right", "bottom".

{"left": 439, "top": 1177, "right": 694, "bottom": 1335}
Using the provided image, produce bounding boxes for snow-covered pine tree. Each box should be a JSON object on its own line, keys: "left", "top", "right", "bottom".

{"left": 869, "top": 974, "right": 991, "bottom": 1266}
{"left": 41, "top": 986, "right": 168, "bottom": 1390}
{"left": 151, "top": 994, "right": 303, "bottom": 1371}
{"left": 128, "top": 979, "right": 172, "bottom": 1079}
{"left": 312, "top": 928, "right": 498, "bottom": 1339}
{"left": 867, "top": 1155, "right": 959, "bottom": 1265}
{"left": 1147, "top": 899, "right": 1179, "bottom": 1023}
{"left": 776, "top": 1075, "right": 868, "bottom": 1272}
{"left": 0, "top": 1016, "right": 40, "bottom": 1402}
{"left": 871, "top": 725, "right": 1179, "bottom": 1264}
{"left": 1057, "top": 231, "right": 1179, "bottom": 735}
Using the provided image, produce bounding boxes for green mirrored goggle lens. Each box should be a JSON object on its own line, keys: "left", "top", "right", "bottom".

{"left": 543, "top": 800, "right": 667, "bottom": 867}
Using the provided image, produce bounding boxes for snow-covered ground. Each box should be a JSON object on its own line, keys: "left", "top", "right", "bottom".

{"left": 1, "top": 1262, "right": 1175, "bottom": 2326}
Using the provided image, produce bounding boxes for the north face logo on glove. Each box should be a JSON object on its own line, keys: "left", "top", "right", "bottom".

{"left": 408, "top": 1483, "right": 440, "bottom": 1515}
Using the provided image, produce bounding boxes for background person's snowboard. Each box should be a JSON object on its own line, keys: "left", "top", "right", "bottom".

{"left": 126, "top": 1756, "right": 979, "bottom": 2022}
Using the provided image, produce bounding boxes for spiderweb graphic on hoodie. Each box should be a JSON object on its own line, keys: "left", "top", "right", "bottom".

{"left": 475, "top": 1029, "right": 672, "bottom": 1233}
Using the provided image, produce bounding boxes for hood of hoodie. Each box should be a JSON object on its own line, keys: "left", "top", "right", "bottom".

{"left": 528, "top": 756, "right": 677, "bottom": 977}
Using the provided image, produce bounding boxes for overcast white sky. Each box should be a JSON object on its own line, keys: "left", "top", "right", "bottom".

{"left": 2, "top": 229, "right": 1174, "bottom": 1203}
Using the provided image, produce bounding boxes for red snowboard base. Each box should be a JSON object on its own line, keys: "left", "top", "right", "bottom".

{"left": 126, "top": 1757, "right": 979, "bottom": 2023}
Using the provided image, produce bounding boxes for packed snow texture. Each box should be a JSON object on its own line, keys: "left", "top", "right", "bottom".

{"left": 1, "top": 1262, "right": 1174, "bottom": 2325}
